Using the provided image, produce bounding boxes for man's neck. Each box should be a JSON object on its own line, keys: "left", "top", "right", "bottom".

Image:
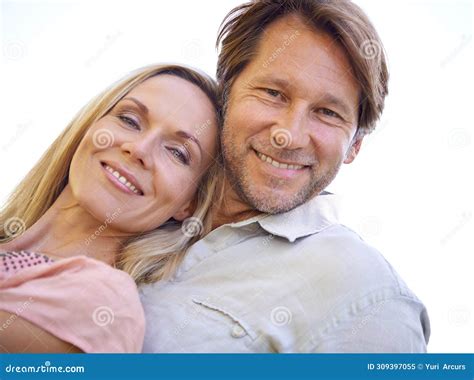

{"left": 210, "top": 175, "right": 262, "bottom": 229}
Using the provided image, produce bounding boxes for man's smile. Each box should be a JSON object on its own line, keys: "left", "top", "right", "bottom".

{"left": 251, "top": 148, "right": 311, "bottom": 179}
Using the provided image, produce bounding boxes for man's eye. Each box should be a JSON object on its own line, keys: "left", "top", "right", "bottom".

{"left": 118, "top": 115, "right": 140, "bottom": 130}
{"left": 168, "top": 147, "right": 190, "bottom": 165}
{"left": 319, "top": 108, "right": 341, "bottom": 119}
{"left": 263, "top": 88, "right": 282, "bottom": 98}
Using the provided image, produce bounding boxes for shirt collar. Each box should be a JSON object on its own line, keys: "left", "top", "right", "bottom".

{"left": 171, "top": 192, "right": 340, "bottom": 279}
{"left": 229, "top": 191, "right": 340, "bottom": 243}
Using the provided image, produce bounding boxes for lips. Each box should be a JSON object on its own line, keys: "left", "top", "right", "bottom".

{"left": 101, "top": 162, "right": 144, "bottom": 195}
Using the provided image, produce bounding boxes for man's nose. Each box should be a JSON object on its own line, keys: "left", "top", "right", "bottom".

{"left": 121, "top": 130, "right": 160, "bottom": 169}
{"left": 270, "top": 104, "right": 310, "bottom": 150}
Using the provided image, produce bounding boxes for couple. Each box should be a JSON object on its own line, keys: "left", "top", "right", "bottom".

{"left": 0, "top": 0, "right": 430, "bottom": 353}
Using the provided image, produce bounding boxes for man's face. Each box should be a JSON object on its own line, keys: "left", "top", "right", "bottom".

{"left": 221, "top": 15, "right": 362, "bottom": 214}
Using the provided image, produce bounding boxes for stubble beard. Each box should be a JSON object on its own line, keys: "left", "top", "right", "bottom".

{"left": 221, "top": 121, "right": 342, "bottom": 215}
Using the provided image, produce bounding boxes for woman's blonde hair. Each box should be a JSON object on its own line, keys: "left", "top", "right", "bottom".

{"left": 0, "top": 64, "right": 220, "bottom": 284}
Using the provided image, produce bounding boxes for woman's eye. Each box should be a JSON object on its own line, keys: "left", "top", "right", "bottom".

{"left": 168, "top": 147, "right": 190, "bottom": 165}
{"left": 118, "top": 115, "right": 140, "bottom": 130}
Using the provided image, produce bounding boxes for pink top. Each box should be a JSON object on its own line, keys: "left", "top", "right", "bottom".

{"left": 0, "top": 251, "right": 145, "bottom": 353}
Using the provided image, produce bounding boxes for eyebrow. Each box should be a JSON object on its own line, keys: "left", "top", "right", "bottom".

{"left": 253, "top": 75, "right": 355, "bottom": 120}
{"left": 122, "top": 97, "right": 149, "bottom": 115}
{"left": 121, "top": 97, "right": 203, "bottom": 157}
{"left": 252, "top": 75, "right": 292, "bottom": 92}
{"left": 176, "top": 130, "right": 202, "bottom": 157}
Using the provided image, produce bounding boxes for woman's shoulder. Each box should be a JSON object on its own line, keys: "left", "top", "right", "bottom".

{"left": 1, "top": 251, "right": 136, "bottom": 291}
{"left": 1, "top": 251, "right": 141, "bottom": 311}
{"left": 1, "top": 250, "right": 55, "bottom": 277}
{"left": 0, "top": 250, "right": 145, "bottom": 352}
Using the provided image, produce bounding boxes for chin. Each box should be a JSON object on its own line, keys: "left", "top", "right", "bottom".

{"left": 242, "top": 184, "right": 303, "bottom": 214}
{"left": 252, "top": 197, "right": 298, "bottom": 214}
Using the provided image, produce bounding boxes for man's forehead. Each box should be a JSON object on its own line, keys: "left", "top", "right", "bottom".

{"left": 257, "top": 16, "right": 353, "bottom": 72}
{"left": 237, "top": 16, "right": 359, "bottom": 105}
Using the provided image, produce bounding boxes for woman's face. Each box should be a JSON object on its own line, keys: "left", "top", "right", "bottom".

{"left": 69, "top": 74, "right": 218, "bottom": 234}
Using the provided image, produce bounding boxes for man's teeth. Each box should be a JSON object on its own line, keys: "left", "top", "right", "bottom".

{"left": 104, "top": 165, "right": 141, "bottom": 194}
{"left": 256, "top": 151, "right": 304, "bottom": 170}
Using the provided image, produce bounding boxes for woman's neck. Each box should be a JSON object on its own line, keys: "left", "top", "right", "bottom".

{"left": 0, "top": 185, "right": 129, "bottom": 265}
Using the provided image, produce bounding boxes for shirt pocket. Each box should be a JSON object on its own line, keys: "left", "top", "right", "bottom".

{"left": 191, "top": 296, "right": 262, "bottom": 351}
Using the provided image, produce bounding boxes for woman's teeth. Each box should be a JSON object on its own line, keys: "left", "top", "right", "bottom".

{"left": 104, "top": 164, "right": 141, "bottom": 194}
{"left": 256, "top": 151, "right": 305, "bottom": 170}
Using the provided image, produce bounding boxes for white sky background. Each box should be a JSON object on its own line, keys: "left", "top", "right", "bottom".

{"left": 0, "top": 0, "right": 472, "bottom": 352}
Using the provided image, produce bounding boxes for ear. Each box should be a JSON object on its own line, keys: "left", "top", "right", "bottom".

{"left": 343, "top": 136, "right": 364, "bottom": 164}
{"left": 172, "top": 197, "right": 198, "bottom": 222}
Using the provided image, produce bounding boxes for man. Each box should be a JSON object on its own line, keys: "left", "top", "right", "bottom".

{"left": 141, "top": 0, "right": 430, "bottom": 352}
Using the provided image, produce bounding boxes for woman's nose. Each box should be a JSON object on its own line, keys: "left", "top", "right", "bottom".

{"left": 121, "top": 131, "right": 160, "bottom": 169}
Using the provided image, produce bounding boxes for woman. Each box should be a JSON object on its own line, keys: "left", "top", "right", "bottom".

{"left": 0, "top": 64, "right": 220, "bottom": 353}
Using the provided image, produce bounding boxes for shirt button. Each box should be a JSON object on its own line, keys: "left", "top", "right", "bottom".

{"left": 231, "top": 323, "right": 247, "bottom": 338}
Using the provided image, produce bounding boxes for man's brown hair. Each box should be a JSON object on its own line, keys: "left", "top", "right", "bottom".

{"left": 216, "top": 0, "right": 389, "bottom": 136}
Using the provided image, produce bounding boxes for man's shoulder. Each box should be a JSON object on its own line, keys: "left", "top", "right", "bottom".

{"left": 293, "top": 223, "right": 417, "bottom": 301}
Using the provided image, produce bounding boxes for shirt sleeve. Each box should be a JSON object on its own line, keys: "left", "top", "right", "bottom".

{"left": 310, "top": 296, "right": 430, "bottom": 352}
{"left": 0, "top": 256, "right": 145, "bottom": 353}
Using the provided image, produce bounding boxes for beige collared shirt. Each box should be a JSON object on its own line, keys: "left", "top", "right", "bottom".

{"left": 140, "top": 193, "right": 430, "bottom": 352}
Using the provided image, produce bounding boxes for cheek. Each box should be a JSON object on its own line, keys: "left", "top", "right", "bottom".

{"left": 69, "top": 136, "right": 95, "bottom": 191}
{"left": 71, "top": 120, "right": 112, "bottom": 168}
{"left": 226, "top": 99, "right": 269, "bottom": 140}
{"left": 151, "top": 168, "right": 198, "bottom": 205}
{"left": 310, "top": 129, "right": 351, "bottom": 165}
{"left": 84, "top": 114, "right": 132, "bottom": 150}
{"left": 68, "top": 122, "right": 120, "bottom": 213}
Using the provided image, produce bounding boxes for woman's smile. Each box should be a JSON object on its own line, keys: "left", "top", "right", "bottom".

{"left": 101, "top": 161, "right": 144, "bottom": 196}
